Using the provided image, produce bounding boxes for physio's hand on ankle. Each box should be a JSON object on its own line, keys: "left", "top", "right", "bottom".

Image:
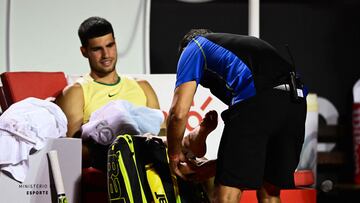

{"left": 169, "top": 152, "right": 190, "bottom": 180}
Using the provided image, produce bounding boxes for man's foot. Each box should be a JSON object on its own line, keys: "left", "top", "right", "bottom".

{"left": 199, "top": 110, "right": 218, "bottom": 135}
{"left": 183, "top": 110, "right": 218, "bottom": 158}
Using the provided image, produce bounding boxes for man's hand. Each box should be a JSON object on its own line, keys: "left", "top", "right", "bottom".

{"left": 168, "top": 152, "right": 195, "bottom": 180}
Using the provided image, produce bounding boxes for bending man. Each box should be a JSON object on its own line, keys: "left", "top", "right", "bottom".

{"left": 166, "top": 29, "right": 307, "bottom": 203}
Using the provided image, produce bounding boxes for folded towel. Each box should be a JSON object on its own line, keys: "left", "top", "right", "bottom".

{"left": 81, "top": 100, "right": 164, "bottom": 145}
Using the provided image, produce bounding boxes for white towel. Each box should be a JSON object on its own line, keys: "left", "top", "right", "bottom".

{"left": 0, "top": 97, "right": 67, "bottom": 182}
{"left": 81, "top": 100, "right": 164, "bottom": 145}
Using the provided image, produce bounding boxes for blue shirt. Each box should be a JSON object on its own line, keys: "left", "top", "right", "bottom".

{"left": 176, "top": 36, "right": 256, "bottom": 106}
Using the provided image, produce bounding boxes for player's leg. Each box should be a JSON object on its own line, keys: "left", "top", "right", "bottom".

{"left": 182, "top": 110, "right": 218, "bottom": 158}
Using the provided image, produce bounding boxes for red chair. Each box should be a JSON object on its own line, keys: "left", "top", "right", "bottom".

{"left": 0, "top": 71, "right": 67, "bottom": 111}
{"left": 81, "top": 167, "right": 108, "bottom": 203}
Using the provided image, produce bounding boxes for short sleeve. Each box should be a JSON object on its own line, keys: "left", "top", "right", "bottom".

{"left": 175, "top": 40, "right": 205, "bottom": 88}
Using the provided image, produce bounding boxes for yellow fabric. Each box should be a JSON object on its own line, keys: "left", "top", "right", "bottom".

{"left": 145, "top": 153, "right": 182, "bottom": 203}
{"left": 77, "top": 74, "right": 147, "bottom": 123}
{"left": 146, "top": 163, "right": 169, "bottom": 203}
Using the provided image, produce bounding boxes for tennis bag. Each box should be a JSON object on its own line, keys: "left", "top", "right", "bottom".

{"left": 107, "top": 134, "right": 210, "bottom": 203}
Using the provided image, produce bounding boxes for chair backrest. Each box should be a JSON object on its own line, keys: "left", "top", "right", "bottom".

{"left": 0, "top": 71, "right": 67, "bottom": 111}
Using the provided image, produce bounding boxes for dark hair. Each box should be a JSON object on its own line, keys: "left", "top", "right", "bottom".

{"left": 178, "top": 29, "right": 212, "bottom": 54}
{"left": 78, "top": 16, "right": 114, "bottom": 47}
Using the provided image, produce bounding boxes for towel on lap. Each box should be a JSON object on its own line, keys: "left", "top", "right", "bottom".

{"left": 81, "top": 100, "right": 164, "bottom": 145}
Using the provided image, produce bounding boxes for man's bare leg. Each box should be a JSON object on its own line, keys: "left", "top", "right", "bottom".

{"left": 213, "top": 184, "right": 242, "bottom": 203}
{"left": 182, "top": 110, "right": 218, "bottom": 158}
{"left": 256, "top": 182, "right": 281, "bottom": 203}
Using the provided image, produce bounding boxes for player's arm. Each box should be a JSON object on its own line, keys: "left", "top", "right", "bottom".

{"left": 166, "top": 81, "right": 197, "bottom": 179}
{"left": 167, "top": 81, "right": 197, "bottom": 158}
{"left": 137, "top": 79, "right": 167, "bottom": 136}
{"left": 137, "top": 79, "right": 160, "bottom": 109}
{"left": 55, "top": 83, "right": 84, "bottom": 138}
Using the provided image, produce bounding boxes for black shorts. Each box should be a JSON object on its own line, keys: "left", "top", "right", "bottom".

{"left": 215, "top": 89, "right": 306, "bottom": 189}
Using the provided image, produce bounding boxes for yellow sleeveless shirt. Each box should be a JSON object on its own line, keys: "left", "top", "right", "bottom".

{"left": 77, "top": 74, "right": 147, "bottom": 123}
